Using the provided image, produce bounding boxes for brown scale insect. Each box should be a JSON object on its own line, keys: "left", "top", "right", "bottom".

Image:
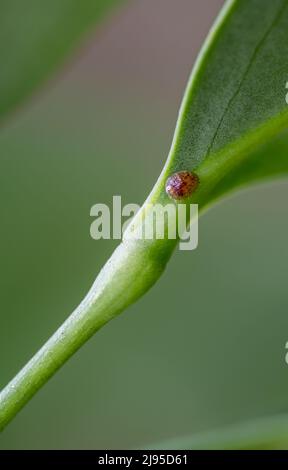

{"left": 165, "top": 171, "right": 199, "bottom": 200}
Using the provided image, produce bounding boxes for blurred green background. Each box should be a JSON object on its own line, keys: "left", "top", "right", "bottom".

{"left": 1, "top": 0, "right": 288, "bottom": 449}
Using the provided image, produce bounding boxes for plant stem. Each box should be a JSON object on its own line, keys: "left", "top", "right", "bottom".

{"left": 0, "top": 136, "right": 188, "bottom": 430}
{"left": 0, "top": 233, "right": 176, "bottom": 431}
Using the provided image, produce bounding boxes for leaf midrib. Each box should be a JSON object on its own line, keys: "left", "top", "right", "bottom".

{"left": 206, "top": 0, "right": 288, "bottom": 159}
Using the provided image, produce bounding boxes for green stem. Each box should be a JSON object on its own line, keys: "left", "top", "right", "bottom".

{"left": 0, "top": 204, "right": 177, "bottom": 430}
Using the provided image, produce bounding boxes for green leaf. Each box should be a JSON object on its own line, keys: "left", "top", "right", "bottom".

{"left": 0, "top": 0, "right": 122, "bottom": 121}
{"left": 146, "top": 414, "right": 288, "bottom": 450}
{"left": 156, "top": 0, "right": 288, "bottom": 210}
{"left": 2, "top": 0, "right": 288, "bottom": 436}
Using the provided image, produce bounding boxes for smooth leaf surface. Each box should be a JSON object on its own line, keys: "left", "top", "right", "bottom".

{"left": 154, "top": 0, "right": 288, "bottom": 210}
{"left": 0, "top": 0, "right": 122, "bottom": 121}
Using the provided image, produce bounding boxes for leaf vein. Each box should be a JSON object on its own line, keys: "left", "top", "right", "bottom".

{"left": 205, "top": 0, "right": 288, "bottom": 158}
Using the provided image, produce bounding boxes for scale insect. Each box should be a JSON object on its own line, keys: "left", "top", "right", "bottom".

{"left": 165, "top": 171, "right": 199, "bottom": 200}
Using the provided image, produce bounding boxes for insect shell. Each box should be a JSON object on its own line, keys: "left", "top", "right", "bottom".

{"left": 165, "top": 171, "right": 199, "bottom": 200}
